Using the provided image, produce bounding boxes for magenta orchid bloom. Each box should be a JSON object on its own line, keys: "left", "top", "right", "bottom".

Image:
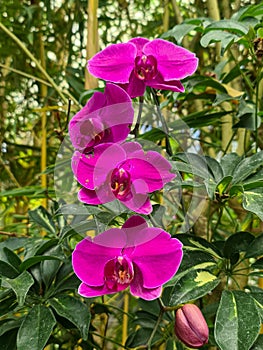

{"left": 88, "top": 37, "right": 198, "bottom": 98}
{"left": 69, "top": 83, "right": 134, "bottom": 152}
{"left": 72, "top": 215, "right": 183, "bottom": 300}
{"left": 72, "top": 141, "right": 175, "bottom": 214}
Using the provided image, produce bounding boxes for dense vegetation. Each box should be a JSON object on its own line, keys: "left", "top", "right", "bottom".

{"left": 0, "top": 1, "right": 263, "bottom": 349}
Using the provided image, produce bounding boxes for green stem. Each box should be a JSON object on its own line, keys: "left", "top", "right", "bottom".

{"left": 131, "top": 95, "right": 144, "bottom": 137}
{"left": 222, "top": 130, "right": 236, "bottom": 156}
{"left": 147, "top": 307, "right": 164, "bottom": 350}
{"left": 254, "top": 67, "right": 262, "bottom": 151}
{"left": 0, "top": 22, "right": 79, "bottom": 106}
{"left": 150, "top": 88, "right": 173, "bottom": 156}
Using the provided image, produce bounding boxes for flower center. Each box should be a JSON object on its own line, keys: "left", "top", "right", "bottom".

{"left": 134, "top": 54, "right": 158, "bottom": 81}
{"left": 104, "top": 256, "right": 134, "bottom": 290}
{"left": 78, "top": 119, "right": 105, "bottom": 150}
{"left": 111, "top": 167, "right": 131, "bottom": 199}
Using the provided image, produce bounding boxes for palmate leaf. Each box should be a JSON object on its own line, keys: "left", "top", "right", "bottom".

{"left": 242, "top": 187, "right": 263, "bottom": 221}
{"left": 49, "top": 295, "right": 90, "bottom": 340}
{"left": 168, "top": 269, "right": 219, "bottom": 306}
{"left": 215, "top": 291, "right": 261, "bottom": 350}
{"left": 28, "top": 206, "right": 56, "bottom": 235}
{"left": 17, "top": 305, "right": 56, "bottom": 350}
{"left": 3, "top": 271, "right": 34, "bottom": 306}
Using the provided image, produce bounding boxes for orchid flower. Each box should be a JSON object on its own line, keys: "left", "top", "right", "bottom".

{"left": 69, "top": 83, "right": 134, "bottom": 152}
{"left": 88, "top": 37, "right": 198, "bottom": 98}
{"left": 72, "top": 215, "right": 183, "bottom": 300}
{"left": 72, "top": 141, "right": 175, "bottom": 214}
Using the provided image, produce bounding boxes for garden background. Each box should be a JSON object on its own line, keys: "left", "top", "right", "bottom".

{"left": 0, "top": 0, "right": 263, "bottom": 349}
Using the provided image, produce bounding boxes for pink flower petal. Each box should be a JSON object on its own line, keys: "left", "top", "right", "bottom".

{"left": 121, "top": 142, "right": 145, "bottom": 159}
{"left": 88, "top": 43, "right": 136, "bottom": 83}
{"left": 122, "top": 216, "right": 161, "bottom": 248}
{"left": 121, "top": 155, "right": 174, "bottom": 192}
{"left": 131, "top": 230, "right": 183, "bottom": 288}
{"left": 128, "top": 37, "right": 150, "bottom": 54}
{"left": 69, "top": 84, "right": 134, "bottom": 152}
{"left": 78, "top": 184, "right": 114, "bottom": 205}
{"left": 122, "top": 190, "right": 152, "bottom": 214}
{"left": 147, "top": 75, "right": 185, "bottom": 92}
{"left": 78, "top": 281, "right": 127, "bottom": 298}
{"left": 144, "top": 39, "right": 198, "bottom": 80}
{"left": 72, "top": 143, "right": 126, "bottom": 189}
{"left": 119, "top": 71, "right": 146, "bottom": 98}
{"left": 130, "top": 265, "right": 162, "bottom": 300}
{"left": 72, "top": 234, "right": 122, "bottom": 286}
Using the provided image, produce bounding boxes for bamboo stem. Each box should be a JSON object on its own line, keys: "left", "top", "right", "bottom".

{"left": 122, "top": 292, "right": 129, "bottom": 346}
{"left": 39, "top": 28, "right": 48, "bottom": 210}
{"left": 85, "top": 0, "right": 99, "bottom": 90}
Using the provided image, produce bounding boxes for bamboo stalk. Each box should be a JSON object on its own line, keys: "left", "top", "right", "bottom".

{"left": 85, "top": 0, "right": 99, "bottom": 90}
{"left": 122, "top": 292, "right": 129, "bottom": 346}
{"left": 39, "top": 30, "right": 48, "bottom": 209}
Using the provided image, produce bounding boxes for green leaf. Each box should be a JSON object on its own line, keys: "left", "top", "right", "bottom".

{"left": 242, "top": 187, "right": 263, "bottom": 221}
{"left": 215, "top": 290, "right": 261, "bottom": 350}
{"left": 168, "top": 269, "right": 219, "bottom": 306}
{"left": 223, "top": 232, "right": 255, "bottom": 259}
{"left": 0, "top": 290, "right": 17, "bottom": 317}
{"left": 251, "top": 257, "right": 263, "bottom": 269}
{"left": 251, "top": 335, "right": 263, "bottom": 350}
{"left": 233, "top": 113, "right": 261, "bottom": 131}
{"left": 0, "top": 318, "right": 22, "bottom": 336}
{"left": 177, "top": 233, "right": 222, "bottom": 258}
{"left": 3, "top": 271, "right": 34, "bottom": 306}
{"left": 204, "top": 20, "right": 249, "bottom": 35}
{"left": 245, "top": 233, "right": 263, "bottom": 258}
{"left": 17, "top": 305, "right": 56, "bottom": 350}
{"left": 201, "top": 30, "right": 238, "bottom": 52}
{"left": 221, "top": 153, "right": 242, "bottom": 177}
{"left": 19, "top": 256, "right": 62, "bottom": 272}
{"left": 232, "top": 151, "right": 263, "bottom": 184}
{"left": 216, "top": 176, "right": 233, "bottom": 195}
{"left": 125, "top": 327, "right": 160, "bottom": 348}
{"left": 49, "top": 295, "right": 90, "bottom": 340}
{"left": 3, "top": 247, "right": 21, "bottom": 270}
{"left": 28, "top": 206, "right": 56, "bottom": 234}
{"left": 0, "top": 261, "right": 19, "bottom": 278}
{"left": 0, "top": 329, "right": 18, "bottom": 350}
{"left": 162, "top": 23, "right": 199, "bottom": 43}
{"left": 40, "top": 245, "right": 63, "bottom": 288}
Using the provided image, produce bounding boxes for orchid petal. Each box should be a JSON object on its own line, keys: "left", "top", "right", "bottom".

{"left": 131, "top": 230, "right": 183, "bottom": 288}
{"left": 130, "top": 265, "right": 162, "bottom": 300}
{"left": 78, "top": 282, "right": 127, "bottom": 298}
{"left": 120, "top": 71, "right": 146, "bottom": 98}
{"left": 147, "top": 75, "right": 185, "bottom": 92}
{"left": 128, "top": 37, "right": 150, "bottom": 54}
{"left": 144, "top": 39, "right": 198, "bottom": 80}
{"left": 78, "top": 183, "right": 114, "bottom": 205}
{"left": 72, "top": 234, "right": 121, "bottom": 286}
{"left": 72, "top": 143, "right": 126, "bottom": 189}
{"left": 121, "top": 156, "right": 174, "bottom": 192}
{"left": 122, "top": 191, "right": 152, "bottom": 215}
{"left": 88, "top": 43, "right": 136, "bottom": 83}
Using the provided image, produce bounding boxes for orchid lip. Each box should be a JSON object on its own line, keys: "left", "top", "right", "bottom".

{"left": 111, "top": 167, "right": 131, "bottom": 199}
{"left": 134, "top": 54, "right": 158, "bottom": 81}
{"left": 104, "top": 255, "right": 134, "bottom": 290}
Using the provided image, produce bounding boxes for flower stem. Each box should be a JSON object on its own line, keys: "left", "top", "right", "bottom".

{"left": 131, "top": 96, "right": 144, "bottom": 137}
{"left": 147, "top": 307, "right": 164, "bottom": 350}
{"left": 150, "top": 88, "right": 173, "bottom": 156}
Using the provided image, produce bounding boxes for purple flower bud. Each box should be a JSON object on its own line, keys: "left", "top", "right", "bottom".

{"left": 175, "top": 304, "right": 209, "bottom": 349}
